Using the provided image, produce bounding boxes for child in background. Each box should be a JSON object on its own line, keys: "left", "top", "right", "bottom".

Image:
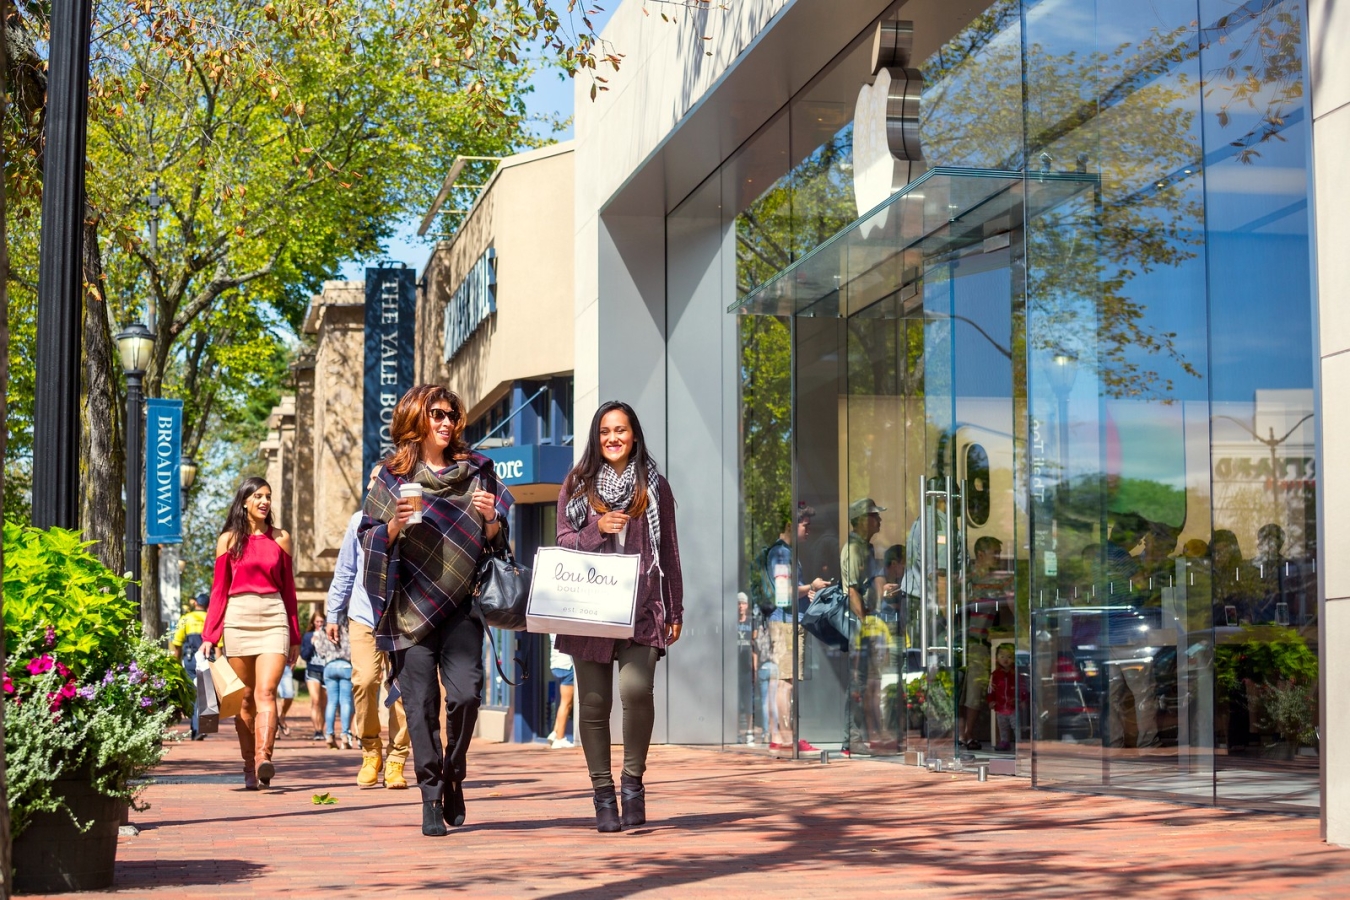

{"left": 988, "top": 644, "right": 1019, "bottom": 751}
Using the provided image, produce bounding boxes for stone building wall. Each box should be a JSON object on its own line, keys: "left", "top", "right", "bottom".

{"left": 258, "top": 280, "right": 367, "bottom": 605}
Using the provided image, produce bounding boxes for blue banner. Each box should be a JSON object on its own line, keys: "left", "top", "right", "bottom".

{"left": 364, "top": 267, "right": 417, "bottom": 487}
{"left": 144, "top": 398, "right": 183, "bottom": 545}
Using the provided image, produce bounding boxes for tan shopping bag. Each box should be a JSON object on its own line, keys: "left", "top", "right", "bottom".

{"left": 209, "top": 655, "right": 246, "bottom": 719}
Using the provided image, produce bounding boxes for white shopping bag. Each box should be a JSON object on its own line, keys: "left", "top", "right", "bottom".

{"left": 193, "top": 648, "right": 221, "bottom": 734}
{"left": 526, "top": 546, "right": 641, "bottom": 639}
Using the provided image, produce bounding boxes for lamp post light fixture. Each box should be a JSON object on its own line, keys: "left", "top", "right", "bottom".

{"left": 179, "top": 456, "right": 198, "bottom": 514}
{"left": 115, "top": 321, "right": 156, "bottom": 613}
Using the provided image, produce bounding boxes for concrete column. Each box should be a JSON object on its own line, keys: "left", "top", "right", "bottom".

{"left": 1308, "top": 0, "right": 1350, "bottom": 846}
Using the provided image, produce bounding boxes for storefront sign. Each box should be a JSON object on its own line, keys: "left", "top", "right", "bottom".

{"left": 145, "top": 398, "right": 183, "bottom": 545}
{"left": 443, "top": 247, "right": 497, "bottom": 361}
{"left": 482, "top": 445, "right": 572, "bottom": 486}
{"left": 364, "top": 267, "right": 417, "bottom": 484}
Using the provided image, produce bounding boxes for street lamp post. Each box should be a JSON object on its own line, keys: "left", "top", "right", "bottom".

{"left": 146, "top": 180, "right": 162, "bottom": 332}
{"left": 1047, "top": 349, "right": 1079, "bottom": 505}
{"left": 116, "top": 323, "right": 156, "bottom": 613}
{"left": 32, "top": 0, "right": 95, "bottom": 529}
{"left": 179, "top": 457, "right": 198, "bottom": 513}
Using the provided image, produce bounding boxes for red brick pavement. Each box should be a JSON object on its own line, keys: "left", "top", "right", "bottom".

{"left": 43, "top": 701, "right": 1350, "bottom": 899}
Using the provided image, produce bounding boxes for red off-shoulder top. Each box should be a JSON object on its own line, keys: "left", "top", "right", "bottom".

{"left": 202, "top": 528, "right": 302, "bottom": 646}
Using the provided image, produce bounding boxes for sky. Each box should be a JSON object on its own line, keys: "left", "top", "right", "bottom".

{"left": 337, "top": 4, "right": 617, "bottom": 281}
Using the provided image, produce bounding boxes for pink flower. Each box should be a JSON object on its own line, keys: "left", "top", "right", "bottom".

{"left": 27, "top": 655, "right": 53, "bottom": 676}
{"left": 44, "top": 625, "right": 56, "bottom": 647}
{"left": 55, "top": 662, "right": 70, "bottom": 678}
{"left": 2, "top": 674, "right": 13, "bottom": 695}
{"left": 59, "top": 680, "right": 77, "bottom": 700}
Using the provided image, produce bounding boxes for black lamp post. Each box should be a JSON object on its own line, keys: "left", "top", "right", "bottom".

{"left": 116, "top": 323, "right": 156, "bottom": 610}
{"left": 32, "top": 0, "right": 95, "bottom": 530}
{"left": 179, "top": 457, "right": 198, "bottom": 513}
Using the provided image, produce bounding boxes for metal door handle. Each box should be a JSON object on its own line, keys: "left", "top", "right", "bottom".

{"left": 945, "top": 476, "right": 955, "bottom": 667}
{"left": 918, "top": 476, "right": 927, "bottom": 662}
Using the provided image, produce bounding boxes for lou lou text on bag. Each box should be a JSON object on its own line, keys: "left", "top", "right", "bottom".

{"left": 526, "top": 546, "right": 641, "bottom": 639}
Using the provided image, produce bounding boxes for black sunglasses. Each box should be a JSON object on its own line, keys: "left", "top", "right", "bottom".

{"left": 428, "top": 408, "right": 461, "bottom": 424}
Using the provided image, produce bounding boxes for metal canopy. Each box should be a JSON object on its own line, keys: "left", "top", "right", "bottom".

{"left": 729, "top": 167, "right": 1100, "bottom": 319}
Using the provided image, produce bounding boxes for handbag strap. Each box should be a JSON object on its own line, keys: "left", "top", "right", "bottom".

{"left": 468, "top": 601, "right": 528, "bottom": 687}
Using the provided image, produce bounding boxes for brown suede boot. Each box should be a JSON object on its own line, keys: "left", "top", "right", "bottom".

{"left": 254, "top": 709, "right": 277, "bottom": 787}
{"left": 236, "top": 716, "right": 258, "bottom": 790}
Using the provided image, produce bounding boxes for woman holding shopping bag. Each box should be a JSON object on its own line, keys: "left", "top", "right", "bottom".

{"left": 359, "top": 384, "right": 512, "bottom": 837}
{"left": 201, "top": 477, "right": 302, "bottom": 790}
{"left": 556, "top": 400, "right": 684, "bottom": 833}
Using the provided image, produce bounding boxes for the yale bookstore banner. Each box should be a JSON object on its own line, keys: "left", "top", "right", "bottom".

{"left": 364, "top": 266, "right": 417, "bottom": 486}
{"left": 144, "top": 398, "right": 183, "bottom": 545}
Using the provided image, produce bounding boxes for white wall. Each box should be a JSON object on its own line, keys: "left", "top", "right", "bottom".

{"left": 1308, "top": 0, "right": 1350, "bottom": 846}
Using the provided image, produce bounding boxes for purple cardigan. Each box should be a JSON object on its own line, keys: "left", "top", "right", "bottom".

{"left": 553, "top": 475, "right": 684, "bottom": 664}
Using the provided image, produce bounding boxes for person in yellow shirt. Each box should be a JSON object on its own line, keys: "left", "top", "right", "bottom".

{"left": 171, "top": 593, "right": 210, "bottom": 740}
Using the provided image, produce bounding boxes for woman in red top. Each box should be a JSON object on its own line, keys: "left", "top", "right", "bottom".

{"left": 202, "top": 477, "right": 302, "bottom": 789}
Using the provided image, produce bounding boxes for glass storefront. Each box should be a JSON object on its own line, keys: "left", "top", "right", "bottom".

{"left": 672, "top": 0, "right": 1319, "bottom": 813}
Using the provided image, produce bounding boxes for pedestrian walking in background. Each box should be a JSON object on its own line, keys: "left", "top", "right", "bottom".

{"left": 277, "top": 652, "right": 296, "bottom": 737}
{"left": 359, "top": 385, "right": 512, "bottom": 837}
{"left": 201, "top": 477, "right": 302, "bottom": 790}
{"left": 299, "top": 612, "right": 328, "bottom": 741}
{"left": 327, "top": 466, "right": 411, "bottom": 790}
{"left": 547, "top": 637, "right": 575, "bottom": 749}
{"left": 556, "top": 400, "right": 684, "bottom": 834}
{"left": 170, "top": 592, "right": 209, "bottom": 740}
{"left": 314, "top": 620, "right": 354, "bottom": 749}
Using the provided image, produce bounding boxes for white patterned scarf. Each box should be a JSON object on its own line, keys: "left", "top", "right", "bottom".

{"left": 566, "top": 458, "right": 662, "bottom": 573}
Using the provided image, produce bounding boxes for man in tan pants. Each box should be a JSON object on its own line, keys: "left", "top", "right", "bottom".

{"left": 328, "top": 500, "right": 410, "bottom": 788}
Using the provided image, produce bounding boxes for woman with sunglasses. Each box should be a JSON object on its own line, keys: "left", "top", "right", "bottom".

{"left": 359, "top": 385, "right": 512, "bottom": 836}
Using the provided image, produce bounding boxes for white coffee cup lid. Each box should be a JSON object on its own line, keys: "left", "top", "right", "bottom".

{"left": 398, "top": 483, "right": 423, "bottom": 495}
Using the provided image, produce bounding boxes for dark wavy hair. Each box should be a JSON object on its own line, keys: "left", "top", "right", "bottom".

{"left": 221, "top": 476, "right": 273, "bottom": 560}
{"left": 384, "top": 384, "right": 469, "bottom": 476}
{"left": 563, "top": 400, "right": 658, "bottom": 517}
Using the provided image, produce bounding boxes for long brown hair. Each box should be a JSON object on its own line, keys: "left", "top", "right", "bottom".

{"left": 221, "top": 476, "right": 273, "bottom": 560}
{"left": 563, "top": 400, "right": 656, "bottom": 517}
{"left": 383, "top": 384, "right": 469, "bottom": 476}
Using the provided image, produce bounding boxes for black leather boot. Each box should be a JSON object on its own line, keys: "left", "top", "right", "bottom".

{"left": 444, "top": 780, "right": 466, "bottom": 827}
{"left": 422, "top": 800, "right": 448, "bottom": 836}
{"left": 620, "top": 774, "right": 646, "bottom": 828}
{"left": 593, "top": 786, "right": 622, "bottom": 833}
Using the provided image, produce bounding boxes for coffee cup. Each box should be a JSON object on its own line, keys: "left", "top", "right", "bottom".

{"left": 398, "top": 483, "right": 424, "bottom": 524}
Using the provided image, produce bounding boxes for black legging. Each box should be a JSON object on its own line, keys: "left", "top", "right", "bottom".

{"left": 573, "top": 642, "right": 660, "bottom": 791}
{"left": 394, "top": 603, "right": 484, "bottom": 802}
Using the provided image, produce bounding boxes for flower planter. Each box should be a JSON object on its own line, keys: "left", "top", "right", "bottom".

{"left": 12, "top": 777, "right": 125, "bottom": 894}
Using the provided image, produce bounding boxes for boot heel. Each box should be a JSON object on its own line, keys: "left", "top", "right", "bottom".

{"left": 593, "top": 787, "right": 622, "bottom": 833}
{"left": 620, "top": 774, "right": 646, "bottom": 827}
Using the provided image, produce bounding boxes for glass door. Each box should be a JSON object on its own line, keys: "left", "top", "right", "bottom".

{"left": 918, "top": 240, "right": 1021, "bottom": 767}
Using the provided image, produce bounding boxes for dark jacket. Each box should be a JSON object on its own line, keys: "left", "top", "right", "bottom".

{"left": 553, "top": 475, "right": 684, "bottom": 664}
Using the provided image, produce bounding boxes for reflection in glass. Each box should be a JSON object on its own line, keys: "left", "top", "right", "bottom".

{"left": 703, "top": 0, "right": 1318, "bottom": 815}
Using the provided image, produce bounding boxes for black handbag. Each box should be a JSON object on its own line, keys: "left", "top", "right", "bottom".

{"left": 801, "top": 584, "right": 857, "bottom": 651}
{"left": 472, "top": 540, "right": 531, "bottom": 631}
{"left": 469, "top": 528, "right": 532, "bottom": 687}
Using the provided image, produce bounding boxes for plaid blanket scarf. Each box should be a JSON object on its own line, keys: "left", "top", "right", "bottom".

{"left": 360, "top": 454, "right": 512, "bottom": 652}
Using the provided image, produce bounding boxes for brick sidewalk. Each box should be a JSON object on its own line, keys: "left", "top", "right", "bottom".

{"left": 46, "top": 701, "right": 1350, "bottom": 898}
